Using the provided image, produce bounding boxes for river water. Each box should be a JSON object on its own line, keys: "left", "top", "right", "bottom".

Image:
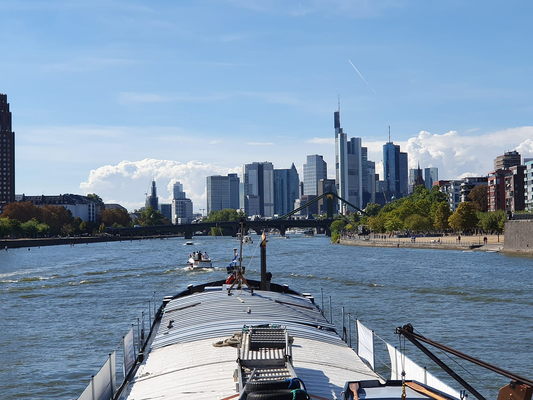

{"left": 1, "top": 235, "right": 532, "bottom": 399}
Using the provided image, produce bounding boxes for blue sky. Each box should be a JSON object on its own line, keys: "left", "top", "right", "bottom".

{"left": 2, "top": 0, "right": 532, "bottom": 211}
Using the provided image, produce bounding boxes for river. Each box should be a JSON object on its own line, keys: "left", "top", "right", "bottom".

{"left": 1, "top": 234, "right": 532, "bottom": 399}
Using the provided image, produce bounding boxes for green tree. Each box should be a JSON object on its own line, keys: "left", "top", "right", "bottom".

{"left": 101, "top": 208, "right": 132, "bottom": 227}
{"left": 448, "top": 202, "right": 479, "bottom": 231}
{"left": 385, "top": 212, "right": 404, "bottom": 232}
{"left": 428, "top": 186, "right": 448, "bottom": 204}
{"left": 330, "top": 219, "right": 347, "bottom": 234}
{"left": 404, "top": 214, "right": 431, "bottom": 232}
{"left": 136, "top": 206, "right": 164, "bottom": 226}
{"left": 479, "top": 210, "right": 506, "bottom": 235}
{"left": 364, "top": 203, "right": 381, "bottom": 217}
{"left": 21, "top": 219, "right": 40, "bottom": 238}
{"left": 41, "top": 204, "right": 74, "bottom": 236}
{"left": 434, "top": 202, "right": 452, "bottom": 231}
{"left": 366, "top": 214, "right": 387, "bottom": 233}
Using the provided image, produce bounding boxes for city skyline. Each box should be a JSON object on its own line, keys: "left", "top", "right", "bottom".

{"left": 2, "top": 1, "right": 533, "bottom": 212}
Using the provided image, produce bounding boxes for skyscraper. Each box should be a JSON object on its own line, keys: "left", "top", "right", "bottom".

{"left": 243, "top": 162, "right": 274, "bottom": 217}
{"left": 206, "top": 173, "right": 240, "bottom": 215}
{"left": 383, "top": 140, "right": 408, "bottom": 198}
{"left": 274, "top": 163, "right": 299, "bottom": 216}
{"left": 303, "top": 155, "right": 327, "bottom": 196}
{"left": 334, "top": 107, "right": 370, "bottom": 211}
{"left": 171, "top": 181, "right": 193, "bottom": 224}
{"left": 145, "top": 179, "right": 159, "bottom": 210}
{"left": 0, "top": 94, "right": 15, "bottom": 213}
{"left": 424, "top": 167, "right": 438, "bottom": 190}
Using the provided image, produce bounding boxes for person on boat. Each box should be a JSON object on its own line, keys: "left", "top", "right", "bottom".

{"left": 203, "top": 251, "right": 208, "bottom": 259}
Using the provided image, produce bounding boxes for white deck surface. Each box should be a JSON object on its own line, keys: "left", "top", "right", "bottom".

{"left": 119, "top": 287, "right": 382, "bottom": 400}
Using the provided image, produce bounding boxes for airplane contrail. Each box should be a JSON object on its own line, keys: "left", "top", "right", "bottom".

{"left": 348, "top": 59, "right": 377, "bottom": 95}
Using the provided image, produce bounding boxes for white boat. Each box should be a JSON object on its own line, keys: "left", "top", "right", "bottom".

{"left": 243, "top": 235, "right": 253, "bottom": 244}
{"left": 79, "top": 230, "right": 533, "bottom": 400}
{"left": 186, "top": 251, "right": 213, "bottom": 269}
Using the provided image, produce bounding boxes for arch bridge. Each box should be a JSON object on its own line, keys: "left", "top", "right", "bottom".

{"left": 107, "top": 192, "right": 364, "bottom": 238}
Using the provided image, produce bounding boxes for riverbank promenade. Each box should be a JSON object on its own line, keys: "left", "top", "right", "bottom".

{"left": 340, "top": 234, "right": 504, "bottom": 252}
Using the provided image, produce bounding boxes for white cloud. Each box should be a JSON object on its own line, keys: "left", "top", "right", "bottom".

{"left": 364, "top": 127, "right": 533, "bottom": 180}
{"left": 307, "top": 137, "right": 334, "bottom": 145}
{"left": 80, "top": 159, "right": 240, "bottom": 211}
{"left": 247, "top": 142, "right": 275, "bottom": 146}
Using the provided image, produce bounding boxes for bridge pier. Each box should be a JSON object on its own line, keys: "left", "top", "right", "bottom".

{"left": 184, "top": 229, "right": 193, "bottom": 239}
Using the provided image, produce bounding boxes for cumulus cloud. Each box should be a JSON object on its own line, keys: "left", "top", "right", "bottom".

{"left": 80, "top": 159, "right": 240, "bottom": 211}
{"left": 365, "top": 126, "right": 533, "bottom": 180}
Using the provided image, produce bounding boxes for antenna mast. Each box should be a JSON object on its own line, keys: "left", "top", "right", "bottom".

{"left": 338, "top": 95, "right": 340, "bottom": 112}
{"left": 388, "top": 126, "right": 391, "bottom": 143}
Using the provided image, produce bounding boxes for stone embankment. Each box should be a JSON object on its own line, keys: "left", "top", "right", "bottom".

{"left": 502, "top": 219, "right": 533, "bottom": 254}
{"left": 339, "top": 235, "right": 504, "bottom": 252}
{"left": 0, "top": 235, "right": 178, "bottom": 249}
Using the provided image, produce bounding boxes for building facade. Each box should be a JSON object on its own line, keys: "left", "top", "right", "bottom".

{"left": 273, "top": 164, "right": 299, "bottom": 217}
{"left": 494, "top": 150, "right": 521, "bottom": 171}
{"left": 171, "top": 181, "right": 193, "bottom": 224}
{"left": 334, "top": 108, "right": 374, "bottom": 212}
{"left": 424, "top": 167, "right": 438, "bottom": 190}
{"left": 243, "top": 162, "right": 274, "bottom": 218}
{"left": 525, "top": 159, "right": 533, "bottom": 211}
{"left": 459, "top": 177, "right": 488, "bottom": 203}
{"left": 16, "top": 194, "right": 102, "bottom": 222}
{"left": 0, "top": 94, "right": 15, "bottom": 213}
{"left": 435, "top": 180, "right": 462, "bottom": 211}
{"left": 303, "top": 155, "right": 327, "bottom": 196}
{"left": 383, "top": 141, "right": 408, "bottom": 199}
{"left": 317, "top": 178, "right": 337, "bottom": 215}
{"left": 206, "top": 173, "right": 240, "bottom": 215}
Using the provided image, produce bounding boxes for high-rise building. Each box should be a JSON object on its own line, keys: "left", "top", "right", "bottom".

{"left": 435, "top": 180, "right": 463, "bottom": 211}
{"left": 171, "top": 181, "right": 193, "bottom": 224}
{"left": 334, "top": 107, "right": 373, "bottom": 211}
{"left": 383, "top": 140, "right": 408, "bottom": 198}
{"left": 206, "top": 173, "right": 240, "bottom": 215}
{"left": 424, "top": 167, "right": 438, "bottom": 190}
{"left": 243, "top": 162, "right": 274, "bottom": 218}
{"left": 274, "top": 164, "right": 299, "bottom": 216}
{"left": 494, "top": 151, "right": 521, "bottom": 171}
{"left": 303, "top": 155, "right": 327, "bottom": 196}
{"left": 145, "top": 179, "right": 159, "bottom": 210}
{"left": 0, "top": 93, "right": 15, "bottom": 213}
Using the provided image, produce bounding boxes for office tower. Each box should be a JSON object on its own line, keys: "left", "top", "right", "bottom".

{"left": 145, "top": 179, "right": 159, "bottom": 210}
{"left": 206, "top": 173, "right": 240, "bottom": 215}
{"left": 0, "top": 93, "right": 15, "bottom": 213}
{"left": 171, "top": 181, "right": 193, "bottom": 224}
{"left": 159, "top": 204, "right": 172, "bottom": 220}
{"left": 173, "top": 182, "right": 186, "bottom": 199}
{"left": 409, "top": 165, "right": 425, "bottom": 193}
{"left": 383, "top": 139, "right": 408, "bottom": 199}
{"left": 274, "top": 163, "right": 299, "bottom": 216}
{"left": 334, "top": 106, "right": 370, "bottom": 211}
{"left": 494, "top": 151, "right": 521, "bottom": 171}
{"left": 424, "top": 167, "right": 438, "bottom": 190}
{"left": 243, "top": 162, "right": 274, "bottom": 218}
{"left": 303, "top": 155, "right": 327, "bottom": 196}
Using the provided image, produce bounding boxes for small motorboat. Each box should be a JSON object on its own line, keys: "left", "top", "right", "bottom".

{"left": 184, "top": 241, "right": 193, "bottom": 246}
{"left": 187, "top": 251, "right": 213, "bottom": 269}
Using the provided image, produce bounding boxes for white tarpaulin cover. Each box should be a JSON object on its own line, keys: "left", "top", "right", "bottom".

{"left": 386, "top": 343, "right": 460, "bottom": 398}
{"left": 78, "top": 351, "right": 116, "bottom": 400}
{"left": 356, "top": 320, "right": 374, "bottom": 369}
{"left": 123, "top": 326, "right": 136, "bottom": 376}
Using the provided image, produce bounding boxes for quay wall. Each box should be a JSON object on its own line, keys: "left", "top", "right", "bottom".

{"left": 503, "top": 220, "right": 533, "bottom": 254}
{"left": 0, "top": 235, "right": 178, "bottom": 249}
